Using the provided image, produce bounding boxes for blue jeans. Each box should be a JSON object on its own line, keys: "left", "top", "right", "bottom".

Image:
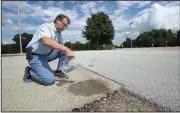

{"left": 27, "top": 50, "right": 68, "bottom": 85}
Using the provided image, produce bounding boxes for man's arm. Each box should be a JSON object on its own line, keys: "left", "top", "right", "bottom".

{"left": 41, "top": 36, "right": 74, "bottom": 59}
{"left": 41, "top": 36, "right": 68, "bottom": 52}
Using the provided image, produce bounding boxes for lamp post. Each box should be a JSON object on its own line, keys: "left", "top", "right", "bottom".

{"left": 129, "top": 22, "right": 133, "bottom": 48}
{"left": 18, "top": 1, "right": 22, "bottom": 54}
{"left": 88, "top": 39, "right": 91, "bottom": 50}
{"left": 88, "top": 41, "right": 89, "bottom": 50}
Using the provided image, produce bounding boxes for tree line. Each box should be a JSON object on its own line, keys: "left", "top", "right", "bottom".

{"left": 1, "top": 33, "right": 33, "bottom": 54}
{"left": 121, "top": 29, "right": 180, "bottom": 48}
{"left": 2, "top": 29, "right": 179, "bottom": 54}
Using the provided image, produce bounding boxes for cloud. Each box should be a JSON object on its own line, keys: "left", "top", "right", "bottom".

{"left": 112, "top": 2, "right": 180, "bottom": 45}
{"left": 118, "top": 1, "right": 152, "bottom": 8}
{"left": 5, "top": 19, "right": 14, "bottom": 24}
{"left": 80, "top": 1, "right": 97, "bottom": 10}
{"left": 2, "top": 40, "right": 16, "bottom": 44}
{"left": 1, "top": 1, "right": 179, "bottom": 46}
{"left": 80, "top": 1, "right": 97, "bottom": 17}
{"left": 133, "top": 2, "right": 180, "bottom": 32}
{"left": 137, "top": 1, "right": 152, "bottom": 8}
{"left": 164, "top": 1, "right": 180, "bottom": 7}
{"left": 62, "top": 30, "right": 87, "bottom": 43}
{"left": 2, "top": 1, "right": 17, "bottom": 11}
{"left": 115, "top": 1, "right": 152, "bottom": 17}
{"left": 118, "top": 1, "right": 141, "bottom": 7}
{"left": 2, "top": 23, "right": 18, "bottom": 41}
{"left": 21, "top": 23, "right": 39, "bottom": 33}
{"left": 2, "top": 8, "right": 17, "bottom": 24}
{"left": 114, "top": 8, "right": 126, "bottom": 16}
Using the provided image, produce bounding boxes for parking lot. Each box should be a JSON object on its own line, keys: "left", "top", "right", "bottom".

{"left": 2, "top": 47, "right": 180, "bottom": 111}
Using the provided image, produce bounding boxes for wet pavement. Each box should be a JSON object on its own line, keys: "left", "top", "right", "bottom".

{"left": 68, "top": 79, "right": 111, "bottom": 96}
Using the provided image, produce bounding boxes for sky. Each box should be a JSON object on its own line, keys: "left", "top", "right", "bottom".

{"left": 1, "top": 1, "right": 180, "bottom": 45}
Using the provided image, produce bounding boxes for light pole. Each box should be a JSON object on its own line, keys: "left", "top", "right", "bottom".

{"left": 129, "top": 22, "right": 133, "bottom": 48}
{"left": 88, "top": 39, "right": 91, "bottom": 50}
{"left": 88, "top": 41, "right": 89, "bottom": 50}
{"left": 18, "top": 1, "right": 22, "bottom": 54}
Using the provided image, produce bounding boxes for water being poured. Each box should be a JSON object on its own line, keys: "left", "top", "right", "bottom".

{"left": 60, "top": 56, "right": 81, "bottom": 74}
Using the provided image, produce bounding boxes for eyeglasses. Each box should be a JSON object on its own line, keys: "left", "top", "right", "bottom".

{"left": 60, "top": 20, "right": 68, "bottom": 28}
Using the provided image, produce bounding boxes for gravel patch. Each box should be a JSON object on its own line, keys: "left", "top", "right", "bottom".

{"left": 72, "top": 87, "right": 172, "bottom": 112}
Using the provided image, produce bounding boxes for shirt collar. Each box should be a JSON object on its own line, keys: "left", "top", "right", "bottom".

{"left": 51, "top": 22, "right": 59, "bottom": 33}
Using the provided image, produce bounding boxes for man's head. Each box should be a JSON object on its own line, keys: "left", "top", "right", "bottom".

{"left": 54, "top": 14, "right": 70, "bottom": 31}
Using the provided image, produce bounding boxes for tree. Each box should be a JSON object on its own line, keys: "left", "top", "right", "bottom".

{"left": 121, "top": 28, "right": 179, "bottom": 48}
{"left": 1, "top": 41, "right": 4, "bottom": 45}
{"left": 12, "top": 33, "right": 33, "bottom": 52}
{"left": 64, "top": 42, "right": 72, "bottom": 49}
{"left": 168, "top": 29, "right": 176, "bottom": 46}
{"left": 125, "top": 38, "right": 131, "bottom": 48}
{"left": 82, "top": 11, "right": 115, "bottom": 49}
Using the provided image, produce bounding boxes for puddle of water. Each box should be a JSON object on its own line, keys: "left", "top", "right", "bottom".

{"left": 68, "top": 79, "right": 110, "bottom": 96}
{"left": 56, "top": 80, "right": 75, "bottom": 87}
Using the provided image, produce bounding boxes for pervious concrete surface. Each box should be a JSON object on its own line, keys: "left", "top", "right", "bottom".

{"left": 74, "top": 47, "right": 180, "bottom": 111}
{"left": 2, "top": 47, "right": 180, "bottom": 111}
{"left": 2, "top": 56, "right": 122, "bottom": 111}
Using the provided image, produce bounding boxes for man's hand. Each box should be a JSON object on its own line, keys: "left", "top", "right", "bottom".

{"left": 41, "top": 36, "right": 74, "bottom": 60}
{"left": 64, "top": 47, "right": 74, "bottom": 60}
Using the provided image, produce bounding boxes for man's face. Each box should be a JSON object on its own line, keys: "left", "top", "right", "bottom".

{"left": 55, "top": 18, "right": 68, "bottom": 31}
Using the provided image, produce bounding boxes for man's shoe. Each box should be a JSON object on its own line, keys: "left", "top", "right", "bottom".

{"left": 23, "top": 66, "right": 32, "bottom": 83}
{"left": 55, "top": 71, "right": 69, "bottom": 79}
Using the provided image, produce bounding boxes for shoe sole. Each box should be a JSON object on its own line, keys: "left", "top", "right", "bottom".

{"left": 57, "top": 76, "right": 69, "bottom": 79}
{"left": 23, "top": 79, "right": 32, "bottom": 83}
{"left": 23, "top": 67, "right": 32, "bottom": 83}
